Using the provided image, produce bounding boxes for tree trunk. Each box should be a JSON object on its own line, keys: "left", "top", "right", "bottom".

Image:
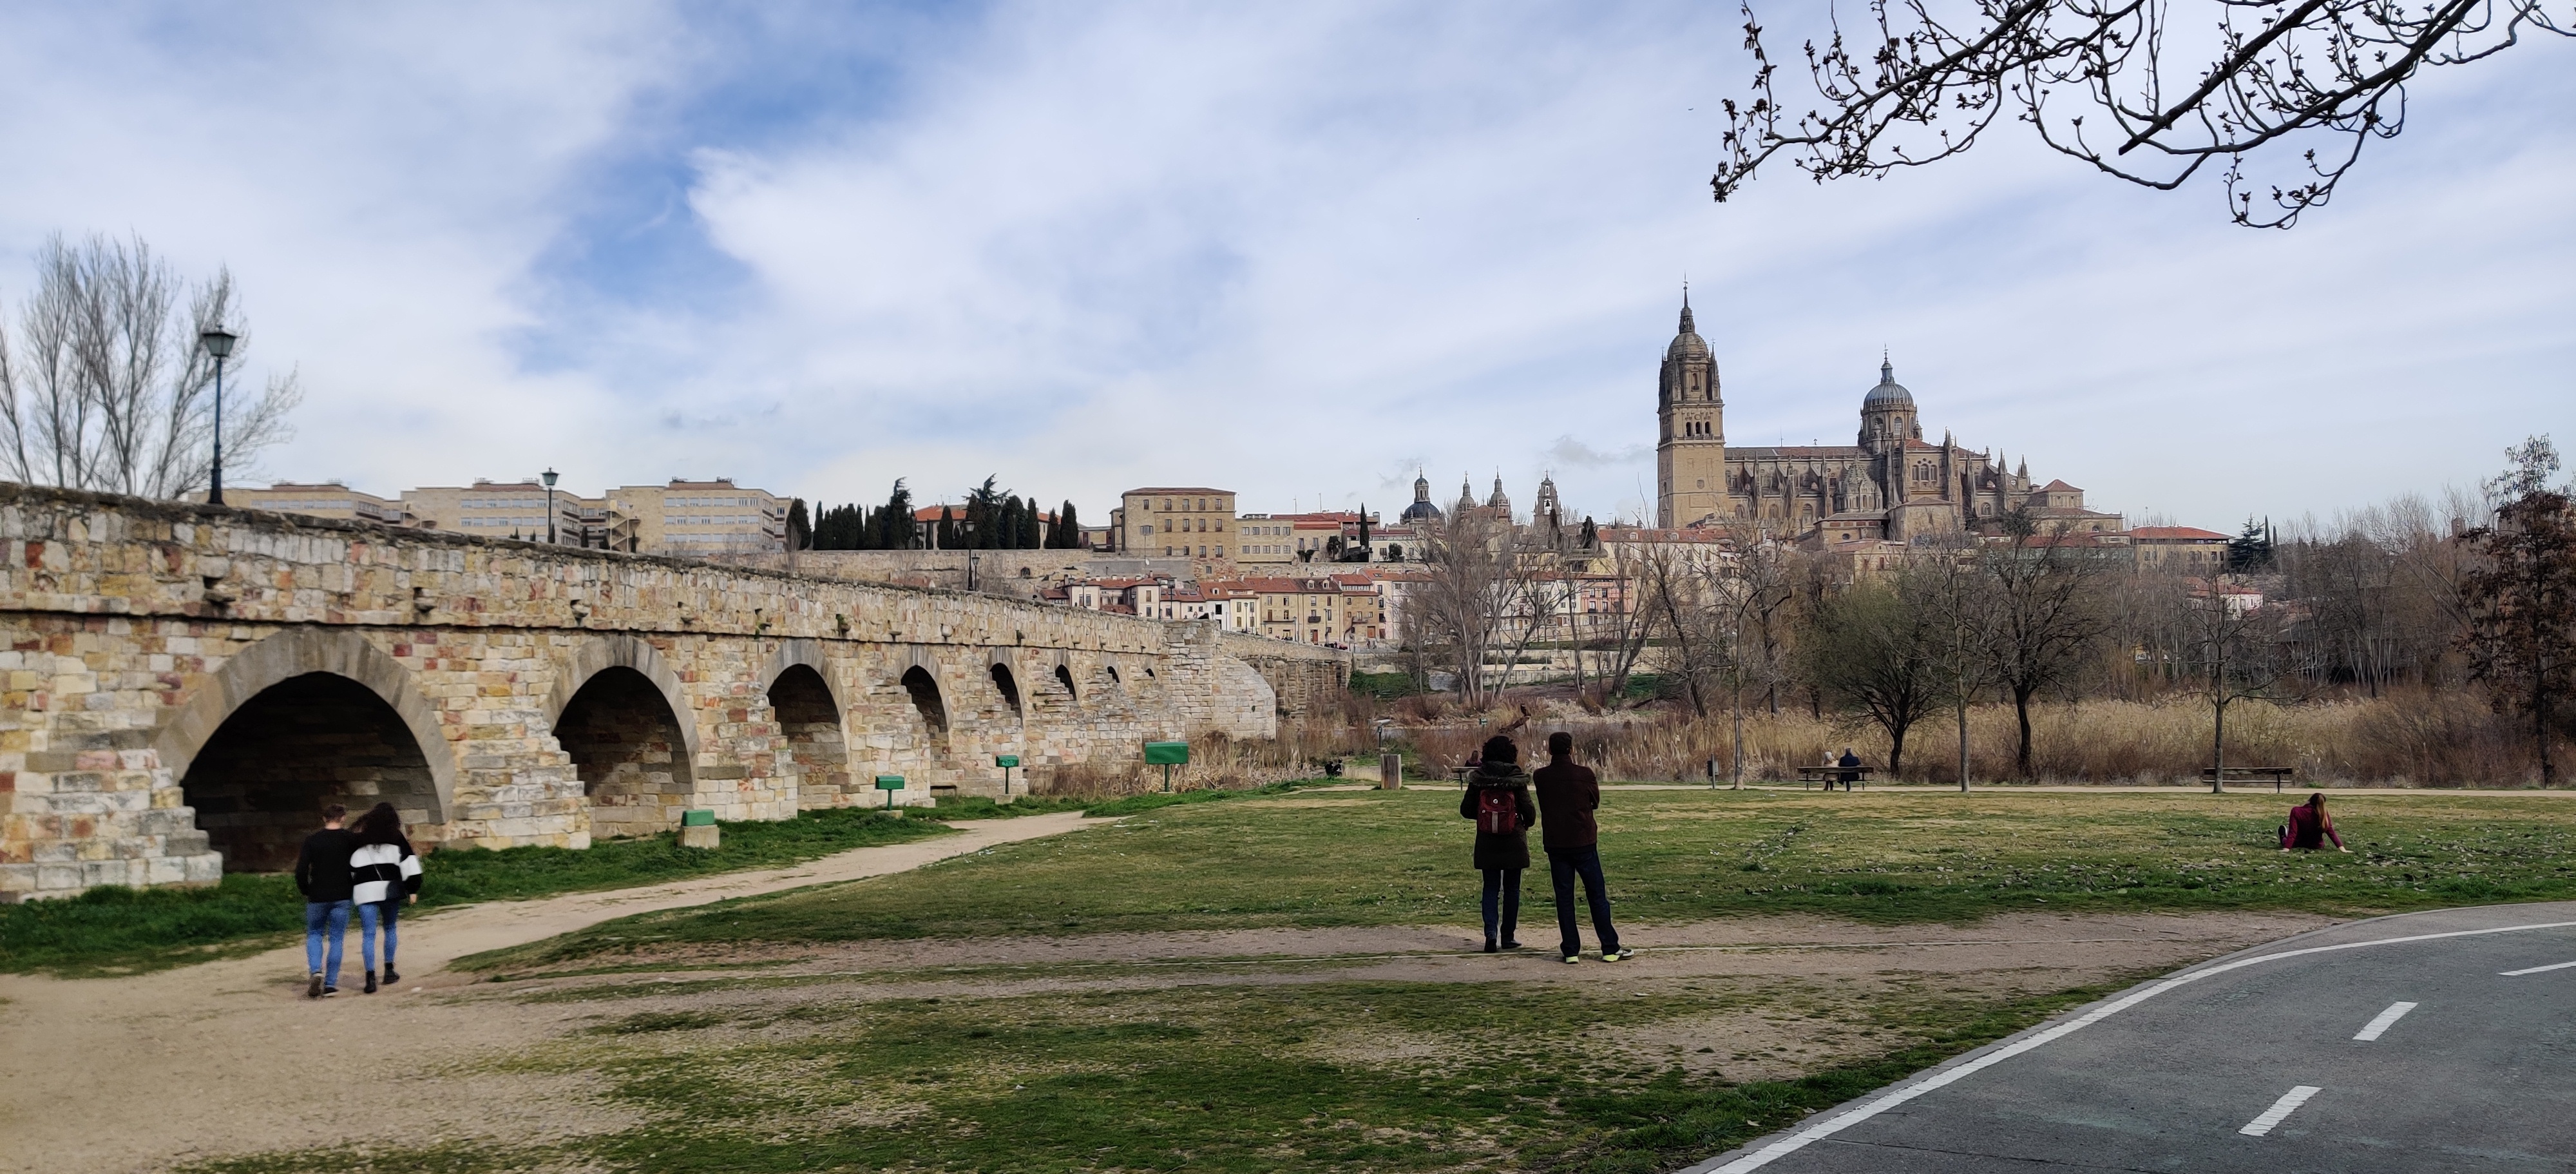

{"left": 1956, "top": 695, "right": 1970, "bottom": 793}
{"left": 2013, "top": 685, "right": 2036, "bottom": 780}
{"left": 1732, "top": 686, "right": 1745, "bottom": 789}
{"left": 1888, "top": 725, "right": 1907, "bottom": 780}
{"left": 2211, "top": 697, "right": 2228, "bottom": 794}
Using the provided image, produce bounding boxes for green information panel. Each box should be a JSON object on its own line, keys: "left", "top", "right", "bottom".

{"left": 994, "top": 755, "right": 1020, "bottom": 768}
{"left": 873, "top": 775, "right": 906, "bottom": 810}
{"left": 680, "top": 809, "right": 716, "bottom": 827}
{"left": 1143, "top": 741, "right": 1190, "bottom": 765}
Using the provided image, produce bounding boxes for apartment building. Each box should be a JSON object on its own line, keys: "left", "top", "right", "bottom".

{"left": 2130, "top": 526, "right": 2233, "bottom": 572}
{"left": 1112, "top": 487, "right": 1236, "bottom": 558}
{"left": 223, "top": 482, "right": 408, "bottom": 525}
{"left": 1233, "top": 574, "right": 1384, "bottom": 645}
{"left": 401, "top": 480, "right": 586, "bottom": 542}
{"left": 598, "top": 479, "right": 785, "bottom": 556}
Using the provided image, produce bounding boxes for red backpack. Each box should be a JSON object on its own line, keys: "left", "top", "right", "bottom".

{"left": 1476, "top": 785, "right": 1520, "bottom": 835}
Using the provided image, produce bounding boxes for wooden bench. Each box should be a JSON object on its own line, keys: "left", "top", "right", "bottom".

{"left": 2202, "top": 766, "right": 2295, "bottom": 792}
{"left": 1798, "top": 765, "right": 1873, "bottom": 791}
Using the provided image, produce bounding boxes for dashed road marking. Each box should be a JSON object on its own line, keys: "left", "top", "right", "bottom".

{"left": 2238, "top": 1086, "right": 2322, "bottom": 1136}
{"left": 2499, "top": 959, "right": 2576, "bottom": 976}
{"left": 2352, "top": 1001, "right": 2417, "bottom": 1041}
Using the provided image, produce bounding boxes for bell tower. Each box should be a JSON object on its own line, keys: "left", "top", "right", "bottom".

{"left": 1655, "top": 292, "right": 1726, "bottom": 528}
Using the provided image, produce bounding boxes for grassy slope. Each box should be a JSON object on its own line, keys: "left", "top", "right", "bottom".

{"left": 0, "top": 808, "right": 953, "bottom": 977}
{"left": 472, "top": 787, "right": 2576, "bottom": 972}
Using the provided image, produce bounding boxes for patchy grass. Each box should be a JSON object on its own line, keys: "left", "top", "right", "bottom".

{"left": 467, "top": 788, "right": 2576, "bottom": 974}
{"left": 0, "top": 807, "right": 951, "bottom": 977}
{"left": 177, "top": 976, "right": 2126, "bottom": 1174}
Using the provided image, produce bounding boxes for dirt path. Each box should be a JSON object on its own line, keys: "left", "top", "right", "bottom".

{"left": 0, "top": 813, "right": 1101, "bottom": 1174}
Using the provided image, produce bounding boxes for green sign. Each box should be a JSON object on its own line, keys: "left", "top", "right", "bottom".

{"left": 680, "top": 809, "right": 716, "bottom": 827}
{"left": 1143, "top": 741, "right": 1190, "bottom": 765}
{"left": 994, "top": 755, "right": 1020, "bottom": 768}
{"left": 875, "top": 774, "right": 906, "bottom": 811}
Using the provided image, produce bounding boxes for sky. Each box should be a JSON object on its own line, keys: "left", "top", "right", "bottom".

{"left": 0, "top": 2, "right": 2568, "bottom": 531}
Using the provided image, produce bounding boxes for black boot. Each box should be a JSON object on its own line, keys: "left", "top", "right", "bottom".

{"left": 381, "top": 963, "right": 399, "bottom": 985}
{"left": 307, "top": 972, "right": 323, "bottom": 999}
{"left": 363, "top": 968, "right": 378, "bottom": 994}
{"left": 1484, "top": 937, "right": 1498, "bottom": 954}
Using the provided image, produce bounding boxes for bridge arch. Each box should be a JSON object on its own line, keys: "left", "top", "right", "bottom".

{"left": 548, "top": 635, "right": 703, "bottom": 838}
{"left": 760, "top": 640, "right": 848, "bottom": 808}
{"left": 155, "top": 628, "right": 457, "bottom": 872}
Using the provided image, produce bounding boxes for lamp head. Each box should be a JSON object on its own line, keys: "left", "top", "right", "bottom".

{"left": 198, "top": 328, "right": 237, "bottom": 359}
{"left": 542, "top": 468, "right": 558, "bottom": 489}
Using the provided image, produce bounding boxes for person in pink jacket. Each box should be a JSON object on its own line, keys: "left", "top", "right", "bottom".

{"left": 2280, "top": 792, "right": 2349, "bottom": 852}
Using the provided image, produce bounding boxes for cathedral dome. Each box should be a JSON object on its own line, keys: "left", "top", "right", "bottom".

{"left": 1399, "top": 471, "right": 1444, "bottom": 523}
{"left": 1863, "top": 358, "right": 1914, "bottom": 408}
{"left": 1666, "top": 304, "right": 1712, "bottom": 363}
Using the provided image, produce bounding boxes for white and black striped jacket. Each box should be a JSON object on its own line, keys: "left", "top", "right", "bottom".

{"left": 350, "top": 838, "right": 423, "bottom": 905}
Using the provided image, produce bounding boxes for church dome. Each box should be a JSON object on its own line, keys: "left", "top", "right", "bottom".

{"left": 1863, "top": 358, "right": 1914, "bottom": 408}
{"left": 1666, "top": 304, "right": 1711, "bottom": 363}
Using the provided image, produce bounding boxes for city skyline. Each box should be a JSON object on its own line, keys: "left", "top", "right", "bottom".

{"left": 0, "top": 5, "right": 2567, "bottom": 532}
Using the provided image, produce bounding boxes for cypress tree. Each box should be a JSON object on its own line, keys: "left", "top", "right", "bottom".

{"left": 787, "top": 499, "right": 810, "bottom": 550}
{"left": 1019, "top": 496, "right": 1042, "bottom": 548}
{"left": 1055, "top": 500, "right": 1081, "bottom": 548}
{"left": 937, "top": 506, "right": 957, "bottom": 550}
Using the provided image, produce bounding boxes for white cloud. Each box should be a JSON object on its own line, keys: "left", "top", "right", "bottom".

{"left": 0, "top": 2, "right": 2566, "bottom": 528}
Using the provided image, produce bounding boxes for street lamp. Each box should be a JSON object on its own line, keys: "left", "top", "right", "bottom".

{"left": 542, "top": 468, "right": 559, "bottom": 544}
{"left": 198, "top": 329, "right": 237, "bottom": 505}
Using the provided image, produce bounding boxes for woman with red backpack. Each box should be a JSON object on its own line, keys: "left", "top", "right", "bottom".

{"left": 1460, "top": 735, "right": 1538, "bottom": 954}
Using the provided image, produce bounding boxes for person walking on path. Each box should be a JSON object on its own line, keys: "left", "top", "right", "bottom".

{"left": 293, "top": 804, "right": 358, "bottom": 998}
{"left": 2281, "top": 792, "right": 2350, "bottom": 852}
{"left": 1534, "top": 731, "right": 1627, "bottom": 963}
{"left": 348, "top": 802, "right": 423, "bottom": 994}
{"left": 1460, "top": 735, "right": 1537, "bottom": 954}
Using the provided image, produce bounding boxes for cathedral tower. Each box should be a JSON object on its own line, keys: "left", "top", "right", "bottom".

{"left": 1655, "top": 294, "right": 1726, "bottom": 528}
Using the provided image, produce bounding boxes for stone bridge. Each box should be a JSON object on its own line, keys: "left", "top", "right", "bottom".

{"left": 0, "top": 485, "right": 1346, "bottom": 901}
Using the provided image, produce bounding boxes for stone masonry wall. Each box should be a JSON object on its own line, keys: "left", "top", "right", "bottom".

{"left": 0, "top": 485, "right": 1346, "bottom": 901}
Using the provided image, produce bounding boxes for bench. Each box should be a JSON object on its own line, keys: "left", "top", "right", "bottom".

{"left": 2202, "top": 766, "right": 2296, "bottom": 793}
{"left": 1797, "top": 765, "right": 1873, "bottom": 791}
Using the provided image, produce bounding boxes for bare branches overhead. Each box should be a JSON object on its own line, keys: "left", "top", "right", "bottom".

{"left": 1712, "top": 1, "right": 2571, "bottom": 227}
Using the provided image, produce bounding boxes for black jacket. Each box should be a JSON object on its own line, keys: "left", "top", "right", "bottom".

{"left": 294, "top": 827, "right": 358, "bottom": 903}
{"left": 1460, "top": 765, "right": 1537, "bottom": 872}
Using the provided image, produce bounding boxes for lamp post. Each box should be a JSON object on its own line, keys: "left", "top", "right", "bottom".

{"left": 542, "top": 468, "right": 559, "bottom": 544}
{"left": 198, "top": 329, "right": 236, "bottom": 505}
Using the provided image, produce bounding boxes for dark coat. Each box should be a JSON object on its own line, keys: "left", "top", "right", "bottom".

{"left": 1531, "top": 758, "right": 1600, "bottom": 852}
{"left": 1460, "top": 765, "right": 1537, "bottom": 872}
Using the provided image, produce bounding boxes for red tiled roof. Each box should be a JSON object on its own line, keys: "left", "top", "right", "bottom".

{"left": 2037, "top": 479, "right": 2081, "bottom": 492}
{"left": 1122, "top": 486, "right": 1234, "bottom": 496}
{"left": 2128, "top": 526, "right": 2230, "bottom": 541}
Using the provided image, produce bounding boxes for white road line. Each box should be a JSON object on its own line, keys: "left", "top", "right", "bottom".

{"left": 2237, "top": 1086, "right": 2322, "bottom": 1137}
{"left": 2500, "top": 959, "right": 2576, "bottom": 976}
{"left": 1687, "top": 916, "right": 2576, "bottom": 1174}
{"left": 2352, "top": 1001, "right": 2417, "bottom": 1041}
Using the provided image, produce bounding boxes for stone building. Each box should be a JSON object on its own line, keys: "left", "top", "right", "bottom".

{"left": 1652, "top": 297, "right": 2118, "bottom": 541}
{"left": 1111, "top": 487, "right": 1237, "bottom": 559}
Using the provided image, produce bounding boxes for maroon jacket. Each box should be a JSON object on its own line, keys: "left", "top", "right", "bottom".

{"left": 2286, "top": 805, "right": 2343, "bottom": 850}
{"left": 1531, "top": 758, "right": 1600, "bottom": 852}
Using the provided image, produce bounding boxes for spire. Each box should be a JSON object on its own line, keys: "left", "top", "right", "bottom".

{"left": 1880, "top": 349, "right": 1894, "bottom": 385}
{"left": 1679, "top": 282, "right": 1695, "bottom": 334}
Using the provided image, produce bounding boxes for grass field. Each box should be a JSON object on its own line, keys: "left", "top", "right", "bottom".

{"left": 470, "top": 786, "right": 2576, "bottom": 975}
{"left": 0, "top": 807, "right": 954, "bottom": 977}
{"left": 179, "top": 976, "right": 2128, "bottom": 1174}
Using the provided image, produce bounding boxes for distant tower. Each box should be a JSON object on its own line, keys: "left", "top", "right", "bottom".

{"left": 1534, "top": 474, "right": 1563, "bottom": 544}
{"left": 1655, "top": 291, "right": 1726, "bottom": 528}
{"left": 1455, "top": 474, "right": 1478, "bottom": 517}
{"left": 1398, "top": 468, "right": 1444, "bottom": 524}
{"left": 1486, "top": 474, "right": 1512, "bottom": 521}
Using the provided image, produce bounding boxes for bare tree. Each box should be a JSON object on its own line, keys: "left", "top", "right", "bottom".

{"left": 1713, "top": 1, "right": 2571, "bottom": 227}
{"left": 1916, "top": 538, "right": 2007, "bottom": 790}
{"left": 0, "top": 234, "right": 300, "bottom": 499}
{"left": 1984, "top": 509, "right": 2119, "bottom": 778}
{"left": 2178, "top": 573, "right": 2295, "bottom": 791}
{"left": 1406, "top": 510, "right": 1534, "bottom": 709}
{"left": 1803, "top": 572, "right": 1947, "bottom": 778}
{"left": 2459, "top": 436, "right": 2576, "bottom": 787}
{"left": 1585, "top": 538, "right": 1661, "bottom": 707}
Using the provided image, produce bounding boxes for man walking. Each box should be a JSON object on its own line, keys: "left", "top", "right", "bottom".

{"left": 1532, "top": 732, "right": 1626, "bottom": 963}
{"left": 294, "top": 804, "right": 358, "bottom": 998}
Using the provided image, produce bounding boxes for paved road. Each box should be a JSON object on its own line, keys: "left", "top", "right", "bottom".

{"left": 1686, "top": 902, "right": 2576, "bottom": 1173}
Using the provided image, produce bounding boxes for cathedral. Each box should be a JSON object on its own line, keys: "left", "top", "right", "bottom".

{"left": 1654, "top": 296, "right": 2112, "bottom": 543}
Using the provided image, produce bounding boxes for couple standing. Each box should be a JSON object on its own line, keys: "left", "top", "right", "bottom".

{"left": 292, "top": 802, "right": 425, "bottom": 998}
{"left": 1460, "top": 731, "right": 1625, "bottom": 963}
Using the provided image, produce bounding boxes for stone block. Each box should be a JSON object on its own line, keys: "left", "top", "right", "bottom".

{"left": 680, "top": 823, "right": 720, "bottom": 849}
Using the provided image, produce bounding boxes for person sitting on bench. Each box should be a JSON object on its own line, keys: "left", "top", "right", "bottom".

{"left": 1836, "top": 748, "right": 1862, "bottom": 789}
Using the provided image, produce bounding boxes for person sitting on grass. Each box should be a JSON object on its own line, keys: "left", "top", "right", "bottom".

{"left": 1534, "top": 731, "right": 1627, "bottom": 964}
{"left": 348, "top": 802, "right": 424, "bottom": 994}
{"left": 2281, "top": 792, "right": 2350, "bottom": 853}
{"left": 1460, "top": 735, "right": 1537, "bottom": 954}
{"left": 293, "top": 804, "right": 358, "bottom": 999}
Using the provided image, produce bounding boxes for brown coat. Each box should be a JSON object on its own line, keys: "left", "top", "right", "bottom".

{"left": 1531, "top": 758, "right": 1599, "bottom": 852}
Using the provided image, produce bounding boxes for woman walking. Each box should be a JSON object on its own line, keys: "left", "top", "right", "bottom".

{"left": 348, "top": 802, "right": 423, "bottom": 993}
{"left": 2280, "top": 792, "right": 2350, "bottom": 853}
{"left": 1460, "top": 735, "right": 1538, "bottom": 954}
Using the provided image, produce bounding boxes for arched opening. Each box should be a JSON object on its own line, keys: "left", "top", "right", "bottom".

{"left": 180, "top": 673, "right": 437, "bottom": 873}
{"left": 769, "top": 664, "right": 848, "bottom": 807}
{"left": 1106, "top": 665, "right": 1122, "bottom": 685}
{"left": 989, "top": 663, "right": 1022, "bottom": 713}
{"left": 903, "top": 666, "right": 949, "bottom": 747}
{"left": 555, "top": 667, "right": 696, "bottom": 840}
{"left": 1054, "top": 664, "right": 1079, "bottom": 702}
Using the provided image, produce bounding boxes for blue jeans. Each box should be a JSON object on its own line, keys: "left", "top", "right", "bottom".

{"left": 357, "top": 900, "right": 400, "bottom": 972}
{"left": 304, "top": 900, "right": 353, "bottom": 985}
{"left": 1480, "top": 868, "right": 1522, "bottom": 943}
{"left": 1548, "top": 845, "right": 1620, "bottom": 957}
